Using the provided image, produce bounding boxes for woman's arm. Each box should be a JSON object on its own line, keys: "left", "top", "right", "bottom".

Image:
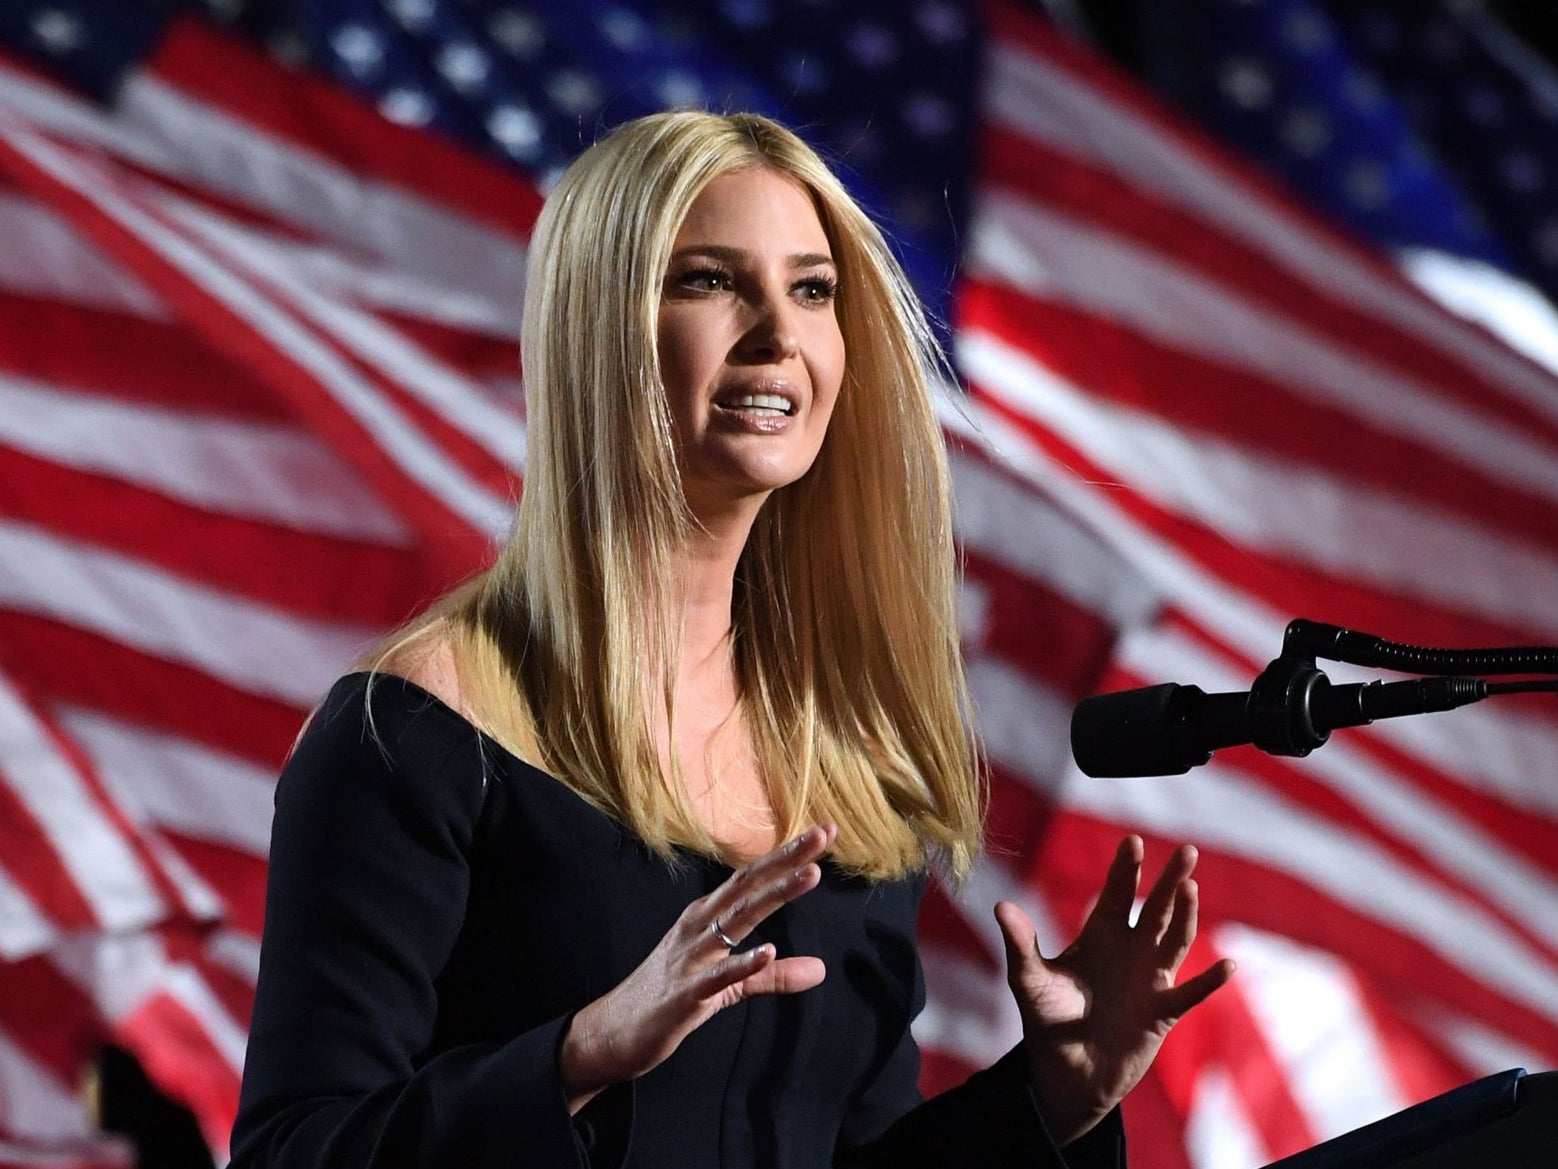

{"left": 230, "top": 676, "right": 602, "bottom": 1169}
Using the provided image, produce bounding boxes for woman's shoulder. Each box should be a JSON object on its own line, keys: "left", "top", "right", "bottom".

{"left": 368, "top": 627, "right": 469, "bottom": 720}
{"left": 289, "top": 629, "right": 489, "bottom": 799}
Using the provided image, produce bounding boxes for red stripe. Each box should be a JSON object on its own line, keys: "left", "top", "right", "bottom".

{"left": 193, "top": 942, "right": 258, "bottom": 1033}
{"left": 0, "top": 131, "right": 493, "bottom": 567}
{"left": 984, "top": 0, "right": 1417, "bottom": 283}
{"left": 147, "top": 19, "right": 543, "bottom": 242}
{"left": 0, "top": 446, "right": 450, "bottom": 628}
{"left": 372, "top": 308, "right": 522, "bottom": 386}
{"left": 959, "top": 282, "right": 1558, "bottom": 552}
{"left": 161, "top": 834, "right": 268, "bottom": 938}
{"left": 918, "top": 878, "right": 1000, "bottom": 973}
{"left": 1351, "top": 979, "right": 1479, "bottom": 1107}
{"left": 1035, "top": 811, "right": 1558, "bottom": 1063}
{"left": 962, "top": 551, "right": 1122, "bottom": 697}
{"left": 0, "top": 762, "right": 96, "bottom": 934}
{"left": 1146, "top": 952, "right": 1316, "bottom": 1159}
{"left": 1138, "top": 611, "right": 1558, "bottom": 885}
{"left": 334, "top": 353, "right": 519, "bottom": 500}
{"left": 0, "top": 291, "right": 291, "bottom": 421}
{"left": 115, "top": 988, "right": 242, "bottom": 1155}
{"left": 917, "top": 1048, "right": 981, "bottom": 1099}
{"left": 966, "top": 377, "right": 1558, "bottom": 651}
{"left": 19, "top": 683, "right": 199, "bottom": 926}
{"left": 0, "top": 952, "right": 101, "bottom": 1082}
{"left": 1120, "top": 1067, "right": 1198, "bottom": 1169}
{"left": 0, "top": 613, "right": 306, "bottom": 767}
{"left": 973, "top": 125, "right": 1558, "bottom": 442}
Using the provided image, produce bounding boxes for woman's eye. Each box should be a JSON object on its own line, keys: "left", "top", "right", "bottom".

{"left": 796, "top": 277, "right": 838, "bottom": 304}
{"left": 678, "top": 268, "right": 730, "bottom": 292}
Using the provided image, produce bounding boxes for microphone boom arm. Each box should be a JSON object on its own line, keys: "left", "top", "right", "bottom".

{"left": 1069, "top": 619, "right": 1557, "bottom": 778}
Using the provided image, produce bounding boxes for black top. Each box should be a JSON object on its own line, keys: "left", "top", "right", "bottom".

{"left": 230, "top": 673, "right": 1126, "bottom": 1168}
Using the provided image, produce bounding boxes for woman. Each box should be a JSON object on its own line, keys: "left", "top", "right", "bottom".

{"left": 230, "top": 111, "right": 1230, "bottom": 1168}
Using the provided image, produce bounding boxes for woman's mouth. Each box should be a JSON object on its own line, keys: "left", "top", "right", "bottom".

{"left": 716, "top": 392, "right": 795, "bottom": 417}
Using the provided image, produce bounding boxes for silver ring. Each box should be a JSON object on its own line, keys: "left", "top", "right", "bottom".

{"left": 711, "top": 918, "right": 740, "bottom": 949}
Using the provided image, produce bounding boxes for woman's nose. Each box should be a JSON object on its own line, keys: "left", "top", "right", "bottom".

{"left": 737, "top": 292, "right": 800, "bottom": 363}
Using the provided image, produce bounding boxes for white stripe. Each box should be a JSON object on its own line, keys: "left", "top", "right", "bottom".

{"left": 0, "top": 519, "right": 377, "bottom": 708}
{"left": 1400, "top": 248, "right": 1558, "bottom": 381}
{"left": 966, "top": 194, "right": 1558, "bottom": 504}
{"left": 958, "top": 577, "right": 992, "bottom": 646}
{"left": 159, "top": 959, "right": 249, "bottom": 1070}
{"left": 966, "top": 629, "right": 1558, "bottom": 1019}
{"left": 0, "top": 674, "right": 165, "bottom": 936}
{"left": 161, "top": 195, "right": 527, "bottom": 472}
{"left": 984, "top": 41, "right": 1558, "bottom": 423}
{"left": 1052, "top": 757, "right": 1558, "bottom": 1019}
{"left": 0, "top": 1028, "right": 98, "bottom": 1143}
{"left": 0, "top": 1140, "right": 133, "bottom": 1167}
{"left": 1365, "top": 699, "right": 1558, "bottom": 821}
{"left": 948, "top": 437, "right": 1159, "bottom": 629}
{"left": 0, "top": 193, "right": 165, "bottom": 316}
{"left": 118, "top": 73, "right": 529, "bottom": 321}
{"left": 913, "top": 941, "right": 1021, "bottom": 1068}
{"left": 0, "top": 120, "right": 513, "bottom": 536}
{"left": 947, "top": 386, "right": 1558, "bottom": 860}
{"left": 0, "top": 63, "right": 529, "bottom": 318}
{"left": 967, "top": 654, "right": 1076, "bottom": 787}
{"left": 0, "top": 867, "right": 58, "bottom": 963}
{"left": 57, "top": 705, "right": 275, "bottom": 858}
{"left": 0, "top": 374, "right": 413, "bottom": 544}
{"left": 49, "top": 932, "right": 246, "bottom": 1069}
{"left": 959, "top": 328, "right": 1558, "bottom": 640}
{"left": 1215, "top": 923, "right": 1408, "bottom": 1141}
{"left": 1429, "top": 1009, "right": 1550, "bottom": 1077}
{"left": 1185, "top": 1068, "right": 1270, "bottom": 1169}
{"left": 1113, "top": 623, "right": 1558, "bottom": 943}
{"left": 948, "top": 388, "right": 1558, "bottom": 824}
{"left": 205, "top": 927, "right": 261, "bottom": 984}
{"left": 135, "top": 830, "right": 224, "bottom": 925}
{"left": 942, "top": 393, "right": 1295, "bottom": 663}
{"left": 249, "top": 224, "right": 521, "bottom": 339}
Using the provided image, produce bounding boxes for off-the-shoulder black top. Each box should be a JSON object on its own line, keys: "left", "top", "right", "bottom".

{"left": 229, "top": 673, "right": 1125, "bottom": 1168}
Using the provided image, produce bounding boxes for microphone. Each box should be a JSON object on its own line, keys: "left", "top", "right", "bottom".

{"left": 1071, "top": 672, "right": 1489, "bottom": 778}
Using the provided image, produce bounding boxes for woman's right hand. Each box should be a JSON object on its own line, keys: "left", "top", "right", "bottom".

{"left": 557, "top": 824, "right": 837, "bottom": 1111}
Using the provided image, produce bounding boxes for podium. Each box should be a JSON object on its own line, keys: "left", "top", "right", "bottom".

{"left": 1263, "top": 1068, "right": 1557, "bottom": 1168}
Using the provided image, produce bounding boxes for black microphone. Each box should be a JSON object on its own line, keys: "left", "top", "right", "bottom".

{"left": 1071, "top": 673, "right": 1489, "bottom": 778}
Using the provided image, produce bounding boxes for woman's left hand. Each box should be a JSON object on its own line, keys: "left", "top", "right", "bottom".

{"left": 995, "top": 835, "right": 1234, "bottom": 1146}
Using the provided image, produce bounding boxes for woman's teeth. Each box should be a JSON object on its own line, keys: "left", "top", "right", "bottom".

{"left": 723, "top": 393, "right": 792, "bottom": 416}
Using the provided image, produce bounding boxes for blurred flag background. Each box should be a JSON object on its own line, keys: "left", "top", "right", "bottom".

{"left": 1, "top": 1, "right": 1556, "bottom": 1166}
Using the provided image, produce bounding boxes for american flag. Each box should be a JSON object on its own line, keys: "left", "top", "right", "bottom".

{"left": 1, "top": 1, "right": 1555, "bottom": 1167}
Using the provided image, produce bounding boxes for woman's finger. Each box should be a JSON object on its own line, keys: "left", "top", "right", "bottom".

{"left": 1159, "top": 957, "right": 1236, "bottom": 1020}
{"left": 699, "top": 824, "right": 834, "bottom": 946}
{"left": 1089, "top": 835, "right": 1146, "bottom": 927}
{"left": 994, "top": 900, "right": 1041, "bottom": 983}
{"left": 707, "top": 861, "right": 823, "bottom": 950}
{"left": 1156, "top": 878, "right": 1199, "bottom": 970}
{"left": 1135, "top": 845, "right": 1197, "bottom": 946}
{"left": 739, "top": 955, "right": 827, "bottom": 998}
{"left": 687, "top": 942, "right": 779, "bottom": 999}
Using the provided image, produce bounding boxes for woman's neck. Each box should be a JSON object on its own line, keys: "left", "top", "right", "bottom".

{"left": 674, "top": 493, "right": 763, "bottom": 667}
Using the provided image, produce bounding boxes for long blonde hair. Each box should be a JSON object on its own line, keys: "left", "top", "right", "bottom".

{"left": 381, "top": 111, "right": 981, "bottom": 881}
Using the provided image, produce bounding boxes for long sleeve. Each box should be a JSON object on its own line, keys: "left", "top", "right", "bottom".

{"left": 837, "top": 1042, "right": 1125, "bottom": 1168}
{"left": 835, "top": 880, "right": 1127, "bottom": 1169}
{"left": 229, "top": 676, "right": 627, "bottom": 1169}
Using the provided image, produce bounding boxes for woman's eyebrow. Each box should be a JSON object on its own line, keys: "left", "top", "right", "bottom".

{"left": 670, "top": 243, "right": 836, "bottom": 268}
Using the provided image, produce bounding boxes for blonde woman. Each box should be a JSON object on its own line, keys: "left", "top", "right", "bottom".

{"left": 231, "top": 112, "right": 1230, "bottom": 1169}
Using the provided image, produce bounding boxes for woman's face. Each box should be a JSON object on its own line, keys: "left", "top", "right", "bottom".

{"left": 657, "top": 167, "right": 845, "bottom": 518}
